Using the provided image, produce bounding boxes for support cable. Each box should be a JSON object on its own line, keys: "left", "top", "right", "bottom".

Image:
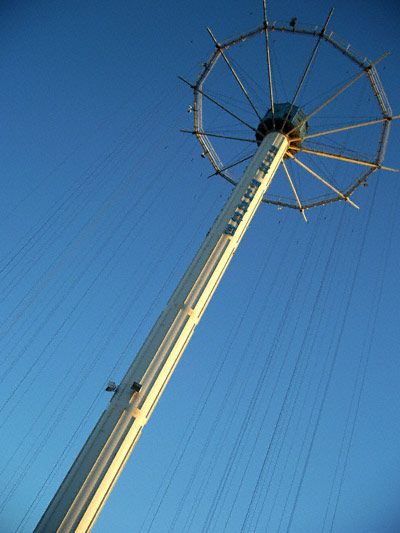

{"left": 11, "top": 149, "right": 216, "bottom": 529}
{"left": 0, "top": 81, "right": 183, "bottom": 281}
{"left": 285, "top": 177, "right": 378, "bottom": 531}
{"left": 326, "top": 173, "right": 397, "bottom": 531}
{"left": 176, "top": 216, "right": 294, "bottom": 532}
{"left": 255, "top": 215, "right": 345, "bottom": 531}
{"left": 239, "top": 206, "right": 344, "bottom": 532}
{"left": 198, "top": 219, "right": 300, "bottom": 532}
{"left": 275, "top": 209, "right": 355, "bottom": 531}
{"left": 197, "top": 212, "right": 320, "bottom": 531}
{"left": 224, "top": 211, "right": 332, "bottom": 532}
{"left": 0, "top": 111, "right": 186, "bottom": 347}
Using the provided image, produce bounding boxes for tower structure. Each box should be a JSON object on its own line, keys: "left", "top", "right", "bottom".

{"left": 35, "top": 6, "right": 396, "bottom": 531}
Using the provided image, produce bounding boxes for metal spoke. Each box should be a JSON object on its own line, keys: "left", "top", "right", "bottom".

{"left": 178, "top": 76, "right": 256, "bottom": 132}
{"left": 299, "top": 147, "right": 398, "bottom": 171}
{"left": 262, "top": 0, "right": 275, "bottom": 124}
{"left": 287, "top": 51, "right": 390, "bottom": 136}
{"left": 282, "top": 160, "right": 307, "bottom": 221}
{"left": 207, "top": 27, "right": 263, "bottom": 121}
{"left": 288, "top": 153, "right": 360, "bottom": 209}
{"left": 281, "top": 8, "right": 334, "bottom": 133}
{"left": 290, "top": 115, "right": 400, "bottom": 141}
{"left": 206, "top": 154, "right": 255, "bottom": 178}
{"left": 181, "top": 129, "right": 257, "bottom": 143}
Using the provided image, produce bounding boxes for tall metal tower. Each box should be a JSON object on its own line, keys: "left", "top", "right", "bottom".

{"left": 35, "top": 5, "right": 396, "bottom": 531}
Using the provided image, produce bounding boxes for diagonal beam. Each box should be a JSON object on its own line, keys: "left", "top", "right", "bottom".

{"left": 290, "top": 115, "right": 400, "bottom": 141}
{"left": 207, "top": 27, "right": 263, "bottom": 121}
{"left": 206, "top": 154, "right": 255, "bottom": 178}
{"left": 180, "top": 129, "right": 257, "bottom": 143}
{"left": 262, "top": 0, "right": 275, "bottom": 124}
{"left": 281, "top": 8, "right": 334, "bottom": 133}
{"left": 178, "top": 76, "right": 256, "bottom": 132}
{"left": 287, "top": 51, "right": 390, "bottom": 137}
{"left": 282, "top": 160, "right": 307, "bottom": 221}
{"left": 288, "top": 153, "right": 359, "bottom": 209}
{"left": 299, "top": 147, "right": 398, "bottom": 171}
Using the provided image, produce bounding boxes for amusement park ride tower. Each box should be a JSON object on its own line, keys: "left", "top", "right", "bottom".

{"left": 35, "top": 5, "right": 396, "bottom": 532}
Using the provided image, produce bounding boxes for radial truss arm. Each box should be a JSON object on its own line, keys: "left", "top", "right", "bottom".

{"left": 206, "top": 154, "right": 255, "bottom": 178}
{"left": 180, "top": 129, "right": 257, "bottom": 143}
{"left": 300, "top": 147, "right": 398, "bottom": 171}
{"left": 290, "top": 115, "right": 400, "bottom": 142}
{"left": 287, "top": 51, "right": 390, "bottom": 137}
{"left": 282, "top": 160, "right": 307, "bottom": 221}
{"left": 281, "top": 8, "right": 334, "bottom": 132}
{"left": 288, "top": 153, "right": 359, "bottom": 209}
{"left": 262, "top": 0, "right": 274, "bottom": 122}
{"left": 178, "top": 76, "right": 256, "bottom": 132}
{"left": 207, "top": 27, "right": 262, "bottom": 121}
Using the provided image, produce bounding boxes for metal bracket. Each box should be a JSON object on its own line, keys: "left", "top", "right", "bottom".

{"left": 131, "top": 381, "right": 142, "bottom": 393}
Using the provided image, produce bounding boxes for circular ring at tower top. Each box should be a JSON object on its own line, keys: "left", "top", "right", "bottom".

{"left": 191, "top": 17, "right": 392, "bottom": 211}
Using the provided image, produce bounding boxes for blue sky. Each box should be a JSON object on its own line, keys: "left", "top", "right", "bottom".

{"left": 0, "top": 1, "right": 399, "bottom": 532}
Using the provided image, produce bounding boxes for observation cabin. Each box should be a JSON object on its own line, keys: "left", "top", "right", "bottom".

{"left": 255, "top": 103, "right": 309, "bottom": 158}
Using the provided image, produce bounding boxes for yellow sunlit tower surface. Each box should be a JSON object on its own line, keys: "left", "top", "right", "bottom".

{"left": 35, "top": 6, "right": 396, "bottom": 531}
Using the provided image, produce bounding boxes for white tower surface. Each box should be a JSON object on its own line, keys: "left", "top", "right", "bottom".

{"left": 35, "top": 6, "right": 396, "bottom": 531}
{"left": 35, "top": 133, "right": 288, "bottom": 532}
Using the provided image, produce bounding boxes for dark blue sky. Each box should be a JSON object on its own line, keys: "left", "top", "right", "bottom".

{"left": 0, "top": 1, "right": 399, "bottom": 531}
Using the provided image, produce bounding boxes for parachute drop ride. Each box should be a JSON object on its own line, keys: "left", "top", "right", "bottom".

{"left": 35, "top": 5, "right": 397, "bottom": 531}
